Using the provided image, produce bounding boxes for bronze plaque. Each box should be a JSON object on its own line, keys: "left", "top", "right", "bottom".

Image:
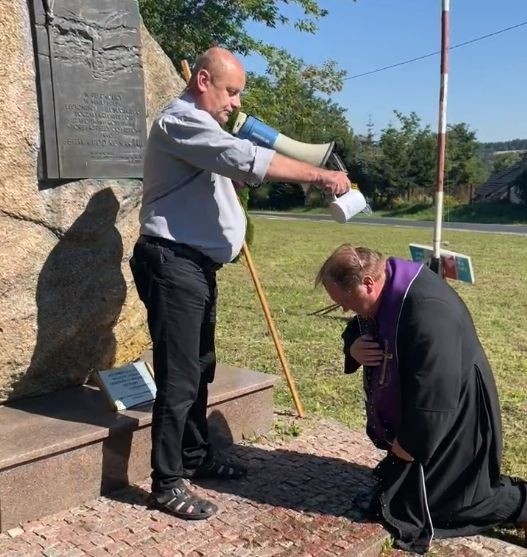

{"left": 31, "top": 0, "right": 147, "bottom": 179}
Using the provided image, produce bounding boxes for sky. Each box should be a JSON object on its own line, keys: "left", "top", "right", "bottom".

{"left": 242, "top": 0, "right": 527, "bottom": 143}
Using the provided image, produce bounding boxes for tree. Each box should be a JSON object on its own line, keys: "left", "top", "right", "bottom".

{"left": 240, "top": 50, "right": 354, "bottom": 209}
{"left": 407, "top": 127, "right": 436, "bottom": 195}
{"left": 446, "top": 123, "right": 487, "bottom": 200}
{"left": 513, "top": 162, "right": 527, "bottom": 206}
{"left": 377, "top": 112, "right": 424, "bottom": 202}
{"left": 242, "top": 49, "right": 349, "bottom": 141}
{"left": 492, "top": 152, "right": 522, "bottom": 174}
{"left": 344, "top": 118, "right": 384, "bottom": 202}
{"left": 138, "top": 2, "right": 351, "bottom": 145}
{"left": 138, "top": 0, "right": 328, "bottom": 64}
{"left": 139, "top": 1, "right": 356, "bottom": 211}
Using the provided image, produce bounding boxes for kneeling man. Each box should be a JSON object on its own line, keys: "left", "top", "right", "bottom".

{"left": 316, "top": 244, "right": 527, "bottom": 554}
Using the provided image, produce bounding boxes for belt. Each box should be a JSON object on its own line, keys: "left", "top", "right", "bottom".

{"left": 138, "top": 235, "right": 222, "bottom": 271}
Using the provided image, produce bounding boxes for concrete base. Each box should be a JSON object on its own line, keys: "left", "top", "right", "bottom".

{"left": 0, "top": 363, "right": 276, "bottom": 532}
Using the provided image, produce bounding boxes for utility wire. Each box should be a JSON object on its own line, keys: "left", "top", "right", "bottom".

{"left": 345, "top": 20, "right": 527, "bottom": 80}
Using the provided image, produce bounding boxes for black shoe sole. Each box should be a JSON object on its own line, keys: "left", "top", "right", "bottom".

{"left": 147, "top": 496, "right": 218, "bottom": 520}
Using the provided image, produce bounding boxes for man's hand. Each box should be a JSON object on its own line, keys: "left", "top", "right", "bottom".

{"left": 350, "top": 335, "right": 383, "bottom": 367}
{"left": 391, "top": 438, "right": 414, "bottom": 462}
{"left": 317, "top": 169, "right": 351, "bottom": 196}
{"left": 264, "top": 153, "right": 350, "bottom": 195}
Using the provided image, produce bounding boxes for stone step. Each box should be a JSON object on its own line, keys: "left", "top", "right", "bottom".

{"left": 0, "top": 415, "right": 524, "bottom": 556}
{"left": 0, "top": 362, "right": 276, "bottom": 532}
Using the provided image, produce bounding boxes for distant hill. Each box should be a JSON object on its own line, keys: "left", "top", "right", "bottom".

{"left": 479, "top": 139, "right": 527, "bottom": 155}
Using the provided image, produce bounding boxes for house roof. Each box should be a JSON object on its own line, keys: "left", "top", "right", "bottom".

{"left": 474, "top": 160, "right": 527, "bottom": 199}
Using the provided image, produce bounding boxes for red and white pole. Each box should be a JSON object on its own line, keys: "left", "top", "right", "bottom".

{"left": 431, "top": 0, "right": 450, "bottom": 273}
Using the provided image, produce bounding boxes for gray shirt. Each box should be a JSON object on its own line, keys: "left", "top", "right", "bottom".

{"left": 139, "top": 94, "right": 275, "bottom": 263}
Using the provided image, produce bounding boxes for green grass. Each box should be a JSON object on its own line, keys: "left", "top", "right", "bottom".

{"left": 215, "top": 217, "right": 527, "bottom": 478}
{"left": 278, "top": 201, "right": 527, "bottom": 224}
{"left": 377, "top": 201, "right": 527, "bottom": 224}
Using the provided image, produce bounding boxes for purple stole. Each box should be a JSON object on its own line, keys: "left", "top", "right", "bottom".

{"left": 364, "top": 257, "right": 423, "bottom": 449}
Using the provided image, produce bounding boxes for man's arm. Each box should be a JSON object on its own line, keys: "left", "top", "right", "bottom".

{"left": 158, "top": 112, "right": 274, "bottom": 185}
{"left": 265, "top": 152, "right": 350, "bottom": 195}
{"left": 159, "top": 111, "right": 350, "bottom": 196}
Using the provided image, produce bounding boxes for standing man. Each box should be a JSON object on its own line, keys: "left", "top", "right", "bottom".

{"left": 130, "top": 47, "right": 350, "bottom": 520}
{"left": 316, "top": 245, "right": 527, "bottom": 554}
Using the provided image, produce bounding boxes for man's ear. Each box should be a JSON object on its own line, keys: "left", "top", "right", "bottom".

{"left": 196, "top": 68, "right": 211, "bottom": 92}
{"left": 363, "top": 275, "right": 375, "bottom": 292}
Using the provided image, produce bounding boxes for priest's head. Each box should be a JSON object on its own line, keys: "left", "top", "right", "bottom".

{"left": 316, "top": 245, "right": 387, "bottom": 318}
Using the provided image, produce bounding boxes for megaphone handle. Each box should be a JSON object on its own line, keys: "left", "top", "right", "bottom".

{"left": 328, "top": 151, "right": 348, "bottom": 173}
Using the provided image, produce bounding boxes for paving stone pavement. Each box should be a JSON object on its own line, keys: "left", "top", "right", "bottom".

{"left": 0, "top": 414, "right": 525, "bottom": 557}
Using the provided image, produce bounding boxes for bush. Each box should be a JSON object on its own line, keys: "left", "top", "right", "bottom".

{"left": 248, "top": 184, "right": 271, "bottom": 209}
{"left": 304, "top": 186, "right": 327, "bottom": 208}
{"left": 268, "top": 183, "right": 305, "bottom": 210}
{"left": 514, "top": 169, "right": 527, "bottom": 206}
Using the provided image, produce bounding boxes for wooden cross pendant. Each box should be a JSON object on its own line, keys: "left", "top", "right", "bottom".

{"left": 379, "top": 340, "right": 393, "bottom": 385}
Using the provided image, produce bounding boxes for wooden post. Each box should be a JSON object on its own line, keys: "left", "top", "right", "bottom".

{"left": 180, "top": 59, "right": 305, "bottom": 418}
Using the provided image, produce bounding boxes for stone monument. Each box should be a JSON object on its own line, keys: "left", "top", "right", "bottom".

{"left": 0, "top": 0, "right": 186, "bottom": 402}
{"left": 0, "top": 3, "right": 278, "bottom": 531}
{"left": 30, "top": 0, "right": 147, "bottom": 180}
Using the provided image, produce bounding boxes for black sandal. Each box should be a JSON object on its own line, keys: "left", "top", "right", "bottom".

{"left": 148, "top": 483, "right": 217, "bottom": 520}
{"left": 185, "top": 457, "right": 248, "bottom": 480}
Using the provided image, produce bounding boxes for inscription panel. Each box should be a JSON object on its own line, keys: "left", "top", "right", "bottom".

{"left": 31, "top": 0, "right": 147, "bottom": 179}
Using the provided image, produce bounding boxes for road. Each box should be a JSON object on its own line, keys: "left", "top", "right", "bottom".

{"left": 250, "top": 211, "right": 527, "bottom": 236}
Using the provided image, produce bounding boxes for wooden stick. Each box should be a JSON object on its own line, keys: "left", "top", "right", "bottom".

{"left": 179, "top": 60, "right": 305, "bottom": 418}
{"left": 240, "top": 240, "right": 305, "bottom": 417}
{"left": 180, "top": 59, "right": 192, "bottom": 82}
{"left": 309, "top": 303, "right": 339, "bottom": 316}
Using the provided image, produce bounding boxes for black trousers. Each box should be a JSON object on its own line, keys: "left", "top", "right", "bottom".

{"left": 130, "top": 236, "right": 221, "bottom": 492}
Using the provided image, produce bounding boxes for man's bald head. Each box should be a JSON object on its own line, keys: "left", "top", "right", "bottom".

{"left": 189, "top": 47, "right": 244, "bottom": 85}
{"left": 186, "top": 48, "right": 246, "bottom": 125}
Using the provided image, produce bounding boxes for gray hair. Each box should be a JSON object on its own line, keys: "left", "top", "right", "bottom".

{"left": 315, "top": 244, "right": 385, "bottom": 291}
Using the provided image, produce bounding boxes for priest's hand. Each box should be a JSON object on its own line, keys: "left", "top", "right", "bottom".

{"left": 349, "top": 335, "right": 383, "bottom": 367}
{"left": 391, "top": 438, "right": 414, "bottom": 462}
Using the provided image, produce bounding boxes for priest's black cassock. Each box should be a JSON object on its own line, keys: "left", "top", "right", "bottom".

{"left": 342, "top": 258, "right": 527, "bottom": 554}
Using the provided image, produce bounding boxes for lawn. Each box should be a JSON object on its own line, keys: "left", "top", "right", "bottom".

{"left": 287, "top": 200, "right": 527, "bottom": 224}
{"left": 215, "top": 216, "right": 527, "bottom": 479}
{"left": 376, "top": 201, "right": 527, "bottom": 224}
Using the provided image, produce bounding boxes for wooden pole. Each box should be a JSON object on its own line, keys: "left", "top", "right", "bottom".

{"left": 240, "top": 241, "right": 306, "bottom": 417}
{"left": 309, "top": 303, "right": 339, "bottom": 317}
{"left": 180, "top": 59, "right": 192, "bottom": 83}
{"left": 431, "top": 0, "right": 450, "bottom": 274}
{"left": 180, "top": 59, "right": 305, "bottom": 417}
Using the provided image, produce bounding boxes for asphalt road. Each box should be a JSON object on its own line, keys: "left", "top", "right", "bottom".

{"left": 250, "top": 211, "right": 527, "bottom": 236}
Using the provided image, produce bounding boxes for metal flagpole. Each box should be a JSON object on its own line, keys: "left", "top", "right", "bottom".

{"left": 430, "top": 0, "right": 450, "bottom": 274}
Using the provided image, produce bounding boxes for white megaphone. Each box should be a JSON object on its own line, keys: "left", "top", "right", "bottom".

{"left": 232, "top": 112, "right": 370, "bottom": 222}
{"left": 232, "top": 112, "right": 335, "bottom": 167}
